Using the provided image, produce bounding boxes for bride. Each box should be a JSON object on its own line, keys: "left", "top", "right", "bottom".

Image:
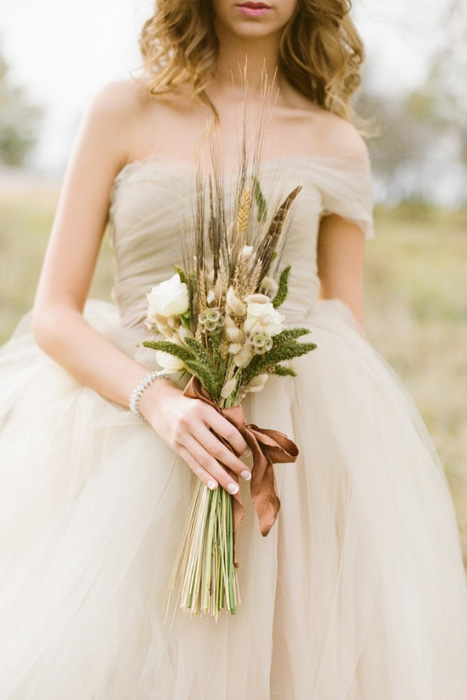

{"left": 1, "top": 0, "right": 466, "bottom": 698}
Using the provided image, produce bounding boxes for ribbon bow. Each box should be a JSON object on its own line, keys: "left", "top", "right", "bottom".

{"left": 183, "top": 377, "right": 299, "bottom": 557}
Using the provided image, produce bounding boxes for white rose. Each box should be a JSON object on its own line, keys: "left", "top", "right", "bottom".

{"left": 244, "top": 300, "right": 285, "bottom": 336}
{"left": 156, "top": 350, "right": 185, "bottom": 373}
{"left": 147, "top": 274, "right": 189, "bottom": 317}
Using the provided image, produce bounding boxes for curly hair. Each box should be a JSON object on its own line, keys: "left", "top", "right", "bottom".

{"left": 139, "top": 0, "right": 364, "bottom": 120}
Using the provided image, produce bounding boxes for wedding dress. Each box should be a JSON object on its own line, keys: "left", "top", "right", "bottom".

{"left": 0, "top": 154, "right": 466, "bottom": 700}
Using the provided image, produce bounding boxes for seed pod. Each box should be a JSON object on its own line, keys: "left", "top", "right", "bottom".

{"left": 204, "top": 319, "right": 218, "bottom": 332}
{"left": 206, "top": 309, "right": 221, "bottom": 323}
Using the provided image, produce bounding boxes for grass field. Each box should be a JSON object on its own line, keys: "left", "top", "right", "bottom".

{"left": 1, "top": 183, "right": 466, "bottom": 564}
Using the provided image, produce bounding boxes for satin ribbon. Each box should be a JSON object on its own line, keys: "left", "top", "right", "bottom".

{"left": 183, "top": 377, "right": 299, "bottom": 559}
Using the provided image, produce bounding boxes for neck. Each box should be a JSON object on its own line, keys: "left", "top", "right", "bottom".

{"left": 210, "top": 29, "right": 285, "bottom": 99}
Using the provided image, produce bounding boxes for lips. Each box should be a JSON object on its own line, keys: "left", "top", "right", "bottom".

{"left": 236, "top": 2, "right": 271, "bottom": 16}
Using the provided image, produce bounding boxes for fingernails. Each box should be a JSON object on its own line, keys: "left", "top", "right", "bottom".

{"left": 241, "top": 470, "right": 251, "bottom": 481}
{"left": 226, "top": 482, "right": 239, "bottom": 495}
{"left": 207, "top": 479, "right": 218, "bottom": 490}
{"left": 243, "top": 448, "right": 251, "bottom": 457}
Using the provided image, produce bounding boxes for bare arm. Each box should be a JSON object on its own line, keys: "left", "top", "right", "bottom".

{"left": 32, "top": 82, "right": 249, "bottom": 491}
{"left": 312, "top": 114, "right": 371, "bottom": 329}
{"left": 33, "top": 83, "right": 145, "bottom": 405}
{"left": 317, "top": 213, "right": 366, "bottom": 328}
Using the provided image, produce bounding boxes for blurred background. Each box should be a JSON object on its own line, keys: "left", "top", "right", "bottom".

{"left": 0, "top": 0, "right": 466, "bottom": 563}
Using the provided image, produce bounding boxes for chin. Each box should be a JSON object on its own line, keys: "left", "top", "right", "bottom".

{"left": 214, "top": 1, "right": 295, "bottom": 39}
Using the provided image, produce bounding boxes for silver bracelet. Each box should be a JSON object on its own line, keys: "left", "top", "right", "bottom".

{"left": 129, "top": 370, "right": 170, "bottom": 422}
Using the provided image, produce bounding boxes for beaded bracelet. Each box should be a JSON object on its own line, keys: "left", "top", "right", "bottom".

{"left": 129, "top": 370, "right": 170, "bottom": 422}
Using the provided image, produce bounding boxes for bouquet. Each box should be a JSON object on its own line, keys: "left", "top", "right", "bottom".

{"left": 143, "top": 153, "right": 317, "bottom": 619}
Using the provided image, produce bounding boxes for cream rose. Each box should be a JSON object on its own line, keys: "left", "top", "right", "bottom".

{"left": 244, "top": 299, "right": 285, "bottom": 337}
{"left": 147, "top": 274, "right": 189, "bottom": 317}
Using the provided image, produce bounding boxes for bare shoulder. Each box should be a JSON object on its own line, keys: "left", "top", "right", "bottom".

{"left": 311, "top": 108, "right": 369, "bottom": 162}
{"left": 279, "top": 86, "right": 369, "bottom": 162}
{"left": 87, "top": 78, "right": 152, "bottom": 126}
{"left": 284, "top": 94, "right": 369, "bottom": 163}
{"left": 76, "top": 78, "right": 162, "bottom": 169}
{"left": 84, "top": 79, "right": 198, "bottom": 164}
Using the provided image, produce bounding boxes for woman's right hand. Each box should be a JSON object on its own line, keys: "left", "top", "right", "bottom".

{"left": 139, "top": 378, "right": 252, "bottom": 494}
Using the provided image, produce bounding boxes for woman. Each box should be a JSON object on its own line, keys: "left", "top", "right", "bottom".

{"left": 1, "top": 1, "right": 466, "bottom": 698}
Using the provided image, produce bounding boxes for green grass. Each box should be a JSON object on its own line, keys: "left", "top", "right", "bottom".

{"left": 0, "top": 186, "right": 114, "bottom": 334}
{"left": 1, "top": 187, "right": 466, "bottom": 564}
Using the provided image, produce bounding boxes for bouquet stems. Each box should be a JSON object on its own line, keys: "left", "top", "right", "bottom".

{"left": 168, "top": 479, "right": 239, "bottom": 620}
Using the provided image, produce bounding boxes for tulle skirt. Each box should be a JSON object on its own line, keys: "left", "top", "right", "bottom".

{"left": 0, "top": 299, "right": 466, "bottom": 700}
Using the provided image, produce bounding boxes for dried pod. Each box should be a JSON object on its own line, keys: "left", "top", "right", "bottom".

{"left": 233, "top": 345, "right": 254, "bottom": 368}
{"left": 226, "top": 287, "right": 246, "bottom": 316}
{"left": 220, "top": 378, "right": 238, "bottom": 399}
{"left": 245, "top": 373, "right": 269, "bottom": 393}
{"left": 228, "top": 343, "right": 243, "bottom": 355}
{"left": 245, "top": 293, "right": 270, "bottom": 304}
{"left": 167, "top": 316, "right": 180, "bottom": 330}
{"left": 260, "top": 276, "right": 279, "bottom": 294}
{"left": 178, "top": 325, "right": 193, "bottom": 341}
{"left": 214, "top": 276, "right": 224, "bottom": 299}
{"left": 225, "top": 325, "right": 245, "bottom": 343}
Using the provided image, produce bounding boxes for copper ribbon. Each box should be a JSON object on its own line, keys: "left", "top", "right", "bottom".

{"left": 183, "top": 377, "right": 299, "bottom": 559}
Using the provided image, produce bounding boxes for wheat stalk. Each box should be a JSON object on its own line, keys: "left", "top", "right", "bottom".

{"left": 236, "top": 186, "right": 251, "bottom": 240}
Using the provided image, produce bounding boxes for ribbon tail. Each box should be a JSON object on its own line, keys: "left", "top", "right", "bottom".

{"left": 250, "top": 449, "right": 281, "bottom": 537}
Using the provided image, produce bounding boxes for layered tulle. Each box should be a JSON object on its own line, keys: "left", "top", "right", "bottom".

{"left": 1, "top": 157, "right": 467, "bottom": 698}
{"left": 0, "top": 299, "right": 466, "bottom": 699}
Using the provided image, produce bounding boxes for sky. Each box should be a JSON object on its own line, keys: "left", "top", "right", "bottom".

{"left": 0, "top": 0, "right": 454, "bottom": 171}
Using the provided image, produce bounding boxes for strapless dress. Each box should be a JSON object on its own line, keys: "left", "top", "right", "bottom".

{"left": 0, "top": 155, "right": 466, "bottom": 699}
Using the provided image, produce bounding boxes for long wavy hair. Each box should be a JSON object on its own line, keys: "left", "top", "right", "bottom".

{"left": 139, "top": 0, "right": 364, "bottom": 120}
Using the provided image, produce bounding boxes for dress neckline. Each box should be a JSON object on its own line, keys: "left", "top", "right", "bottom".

{"left": 111, "top": 153, "right": 370, "bottom": 191}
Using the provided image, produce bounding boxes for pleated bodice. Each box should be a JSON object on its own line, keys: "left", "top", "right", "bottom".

{"left": 109, "top": 155, "right": 374, "bottom": 329}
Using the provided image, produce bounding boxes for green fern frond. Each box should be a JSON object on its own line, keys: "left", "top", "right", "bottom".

{"left": 184, "top": 337, "right": 214, "bottom": 366}
{"left": 241, "top": 341, "right": 317, "bottom": 385}
{"left": 142, "top": 340, "right": 194, "bottom": 363}
{"left": 273, "top": 364, "right": 297, "bottom": 377}
{"left": 272, "top": 265, "right": 291, "bottom": 308}
{"left": 210, "top": 332, "right": 227, "bottom": 376}
{"left": 184, "top": 337, "right": 225, "bottom": 387}
{"left": 184, "top": 360, "right": 220, "bottom": 400}
{"left": 253, "top": 176, "right": 267, "bottom": 223}
{"left": 272, "top": 328, "right": 311, "bottom": 345}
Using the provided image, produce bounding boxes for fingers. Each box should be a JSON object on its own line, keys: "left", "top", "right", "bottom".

{"left": 177, "top": 439, "right": 241, "bottom": 494}
{"left": 155, "top": 394, "right": 252, "bottom": 491}
{"left": 203, "top": 407, "right": 249, "bottom": 457}
{"left": 191, "top": 422, "right": 251, "bottom": 482}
